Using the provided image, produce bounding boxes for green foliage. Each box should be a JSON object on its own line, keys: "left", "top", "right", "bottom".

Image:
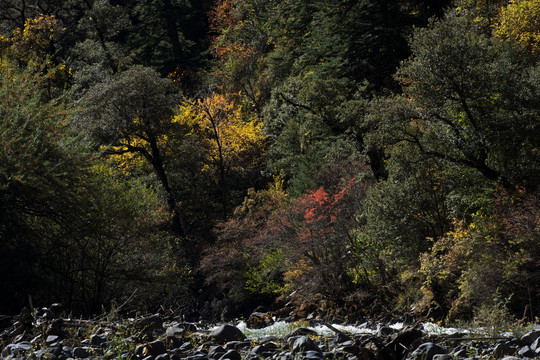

{"left": 245, "top": 249, "right": 286, "bottom": 296}
{"left": 367, "top": 10, "right": 540, "bottom": 188}
{"left": 0, "top": 58, "right": 177, "bottom": 314}
{"left": 419, "top": 188, "right": 540, "bottom": 320}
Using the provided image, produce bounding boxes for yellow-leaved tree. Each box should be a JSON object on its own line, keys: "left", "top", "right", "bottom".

{"left": 494, "top": 0, "right": 540, "bottom": 56}
{"left": 174, "top": 92, "right": 267, "bottom": 218}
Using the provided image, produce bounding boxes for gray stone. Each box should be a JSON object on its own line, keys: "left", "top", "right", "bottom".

{"left": 179, "top": 342, "right": 194, "bottom": 351}
{"left": 90, "top": 334, "right": 107, "bottom": 346}
{"left": 208, "top": 345, "right": 226, "bottom": 358}
{"left": 385, "top": 325, "right": 424, "bottom": 359}
{"left": 432, "top": 355, "right": 452, "bottom": 360}
{"left": 224, "top": 340, "right": 251, "bottom": 350}
{"left": 261, "top": 335, "right": 278, "bottom": 342}
{"left": 219, "top": 349, "right": 241, "bottom": 360}
{"left": 166, "top": 324, "right": 185, "bottom": 338}
{"left": 409, "top": 342, "right": 447, "bottom": 360}
{"left": 156, "top": 354, "right": 171, "bottom": 360}
{"left": 520, "top": 330, "right": 540, "bottom": 346}
{"left": 530, "top": 336, "right": 540, "bottom": 351}
{"left": 492, "top": 342, "right": 516, "bottom": 359}
{"left": 303, "top": 350, "right": 324, "bottom": 360}
{"left": 2, "top": 342, "right": 32, "bottom": 357}
{"left": 46, "top": 335, "right": 60, "bottom": 344}
{"left": 517, "top": 345, "right": 535, "bottom": 357}
{"left": 292, "top": 336, "right": 321, "bottom": 354}
{"left": 208, "top": 325, "right": 246, "bottom": 343}
{"left": 334, "top": 333, "right": 354, "bottom": 345}
{"left": 452, "top": 346, "right": 477, "bottom": 358}
{"left": 246, "top": 312, "right": 275, "bottom": 329}
{"left": 72, "top": 346, "right": 90, "bottom": 358}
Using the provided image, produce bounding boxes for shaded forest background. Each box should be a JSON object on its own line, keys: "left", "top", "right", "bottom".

{"left": 0, "top": 0, "right": 539, "bottom": 323}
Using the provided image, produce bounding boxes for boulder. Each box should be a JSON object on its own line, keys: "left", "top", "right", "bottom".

{"left": 143, "top": 340, "right": 167, "bottom": 357}
{"left": 72, "top": 346, "right": 90, "bottom": 358}
{"left": 208, "top": 325, "right": 246, "bottom": 343}
{"left": 208, "top": 345, "right": 226, "bottom": 358}
{"left": 385, "top": 325, "right": 424, "bottom": 359}
{"left": 304, "top": 350, "right": 324, "bottom": 360}
{"left": 246, "top": 312, "right": 274, "bottom": 329}
{"left": 292, "top": 336, "right": 321, "bottom": 354}
{"left": 520, "top": 329, "right": 540, "bottom": 346}
{"left": 219, "top": 349, "right": 241, "bottom": 360}
{"left": 517, "top": 345, "right": 535, "bottom": 357}
{"left": 492, "top": 342, "right": 516, "bottom": 358}
{"left": 90, "top": 333, "right": 107, "bottom": 346}
{"left": 408, "top": 342, "right": 447, "bottom": 360}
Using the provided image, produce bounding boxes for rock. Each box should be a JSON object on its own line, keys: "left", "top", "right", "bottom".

{"left": 219, "top": 349, "right": 241, "bottom": 360}
{"left": 530, "top": 336, "right": 540, "bottom": 351}
{"left": 356, "top": 348, "right": 375, "bottom": 360}
{"left": 378, "top": 326, "right": 395, "bottom": 336}
{"left": 2, "top": 342, "right": 32, "bottom": 357}
{"left": 156, "top": 354, "right": 171, "bottom": 360}
{"left": 246, "top": 312, "right": 275, "bottom": 329}
{"left": 90, "top": 333, "right": 107, "bottom": 346}
{"left": 208, "top": 345, "right": 226, "bottom": 358}
{"left": 451, "top": 345, "right": 477, "bottom": 358}
{"left": 292, "top": 336, "right": 321, "bottom": 354}
{"left": 143, "top": 340, "right": 167, "bottom": 357}
{"left": 166, "top": 324, "right": 185, "bottom": 338}
{"left": 72, "top": 346, "right": 90, "bottom": 358}
{"left": 208, "top": 325, "right": 246, "bottom": 343}
{"left": 261, "top": 335, "right": 278, "bottom": 342}
{"left": 517, "top": 345, "right": 535, "bottom": 357}
{"left": 304, "top": 350, "right": 324, "bottom": 360}
{"left": 47, "top": 318, "right": 64, "bottom": 336}
{"left": 432, "top": 355, "right": 452, "bottom": 360}
{"left": 46, "top": 334, "right": 60, "bottom": 344}
{"left": 520, "top": 329, "right": 540, "bottom": 346}
{"left": 334, "top": 332, "right": 354, "bottom": 345}
{"left": 492, "top": 342, "right": 516, "bottom": 358}
{"left": 167, "top": 335, "right": 183, "bottom": 349}
{"left": 251, "top": 343, "right": 278, "bottom": 357}
{"left": 179, "top": 341, "right": 195, "bottom": 351}
{"left": 408, "top": 342, "right": 447, "bottom": 360}
{"left": 339, "top": 344, "right": 360, "bottom": 354}
{"left": 385, "top": 325, "right": 424, "bottom": 359}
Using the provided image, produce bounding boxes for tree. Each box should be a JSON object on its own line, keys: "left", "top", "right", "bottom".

{"left": 494, "top": 0, "right": 540, "bottom": 57}
{"left": 0, "top": 58, "right": 175, "bottom": 314}
{"left": 78, "top": 65, "right": 187, "bottom": 237}
{"left": 127, "top": 0, "right": 212, "bottom": 77}
{"left": 174, "top": 92, "right": 267, "bottom": 219}
{"left": 366, "top": 11, "right": 540, "bottom": 188}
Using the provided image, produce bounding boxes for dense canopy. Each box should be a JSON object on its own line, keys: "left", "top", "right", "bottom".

{"left": 1, "top": 0, "right": 538, "bottom": 324}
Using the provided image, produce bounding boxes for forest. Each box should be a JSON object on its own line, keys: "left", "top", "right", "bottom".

{"left": 0, "top": 0, "right": 539, "bottom": 325}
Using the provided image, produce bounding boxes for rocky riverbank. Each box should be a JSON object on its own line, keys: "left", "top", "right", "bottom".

{"left": 2, "top": 306, "right": 540, "bottom": 360}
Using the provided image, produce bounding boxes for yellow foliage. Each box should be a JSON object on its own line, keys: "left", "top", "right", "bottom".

{"left": 173, "top": 92, "right": 266, "bottom": 174}
{"left": 494, "top": 0, "right": 540, "bottom": 55}
{"left": 6, "top": 16, "right": 64, "bottom": 67}
{"left": 102, "top": 136, "right": 150, "bottom": 174}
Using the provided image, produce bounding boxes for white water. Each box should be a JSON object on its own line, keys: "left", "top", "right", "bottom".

{"left": 230, "top": 320, "right": 465, "bottom": 340}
